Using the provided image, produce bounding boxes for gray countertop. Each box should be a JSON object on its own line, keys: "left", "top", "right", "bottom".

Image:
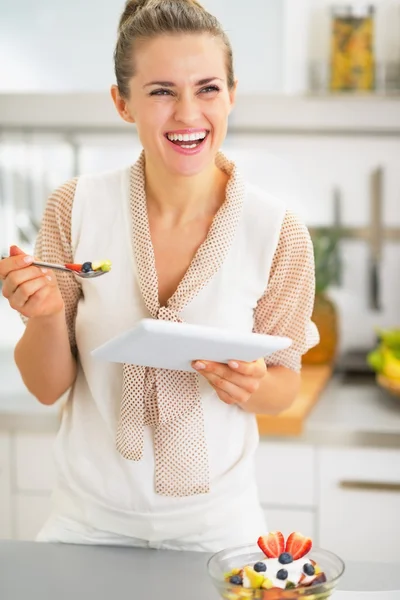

{"left": 0, "top": 541, "right": 399, "bottom": 599}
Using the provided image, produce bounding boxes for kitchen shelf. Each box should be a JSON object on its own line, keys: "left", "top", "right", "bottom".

{"left": 1, "top": 93, "right": 400, "bottom": 136}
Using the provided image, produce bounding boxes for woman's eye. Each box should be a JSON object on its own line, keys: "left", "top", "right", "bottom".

{"left": 199, "top": 85, "right": 220, "bottom": 94}
{"left": 149, "top": 89, "right": 172, "bottom": 96}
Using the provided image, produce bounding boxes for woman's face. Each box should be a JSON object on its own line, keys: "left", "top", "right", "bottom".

{"left": 113, "top": 33, "right": 236, "bottom": 177}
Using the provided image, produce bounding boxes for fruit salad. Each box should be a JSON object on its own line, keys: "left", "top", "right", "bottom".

{"left": 65, "top": 260, "right": 112, "bottom": 274}
{"left": 224, "top": 532, "right": 326, "bottom": 592}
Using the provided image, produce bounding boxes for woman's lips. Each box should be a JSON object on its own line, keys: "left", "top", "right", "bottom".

{"left": 165, "top": 131, "right": 209, "bottom": 155}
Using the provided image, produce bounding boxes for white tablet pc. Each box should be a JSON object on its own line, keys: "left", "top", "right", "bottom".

{"left": 91, "top": 318, "right": 292, "bottom": 372}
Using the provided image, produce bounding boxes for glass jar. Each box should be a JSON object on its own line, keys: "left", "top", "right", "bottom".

{"left": 330, "top": 5, "right": 375, "bottom": 92}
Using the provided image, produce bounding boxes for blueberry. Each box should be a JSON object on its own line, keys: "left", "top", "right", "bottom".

{"left": 303, "top": 563, "right": 315, "bottom": 576}
{"left": 278, "top": 552, "right": 293, "bottom": 565}
{"left": 276, "top": 569, "right": 288, "bottom": 581}
{"left": 81, "top": 262, "right": 92, "bottom": 273}
{"left": 253, "top": 561, "right": 267, "bottom": 572}
{"left": 229, "top": 575, "right": 243, "bottom": 585}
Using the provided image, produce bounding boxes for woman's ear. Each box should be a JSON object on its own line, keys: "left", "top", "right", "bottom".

{"left": 228, "top": 79, "right": 238, "bottom": 113}
{"left": 110, "top": 85, "right": 135, "bottom": 124}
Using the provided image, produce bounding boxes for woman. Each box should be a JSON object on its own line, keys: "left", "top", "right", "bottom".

{"left": 0, "top": 0, "right": 318, "bottom": 551}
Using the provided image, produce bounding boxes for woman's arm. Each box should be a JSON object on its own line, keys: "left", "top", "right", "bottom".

{"left": 193, "top": 209, "right": 318, "bottom": 414}
{"left": 13, "top": 180, "right": 81, "bottom": 405}
{"left": 240, "top": 365, "right": 300, "bottom": 415}
{"left": 15, "top": 308, "right": 77, "bottom": 406}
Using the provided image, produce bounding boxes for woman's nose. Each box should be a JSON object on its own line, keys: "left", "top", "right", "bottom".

{"left": 173, "top": 93, "right": 201, "bottom": 124}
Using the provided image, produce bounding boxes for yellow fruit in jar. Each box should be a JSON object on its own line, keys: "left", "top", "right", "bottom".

{"left": 261, "top": 577, "right": 274, "bottom": 589}
{"left": 243, "top": 566, "right": 264, "bottom": 589}
{"left": 224, "top": 568, "right": 242, "bottom": 580}
{"left": 238, "top": 591, "right": 253, "bottom": 599}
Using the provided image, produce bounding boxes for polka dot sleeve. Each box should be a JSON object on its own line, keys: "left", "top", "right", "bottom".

{"left": 23, "top": 179, "right": 81, "bottom": 355}
{"left": 253, "top": 210, "right": 320, "bottom": 372}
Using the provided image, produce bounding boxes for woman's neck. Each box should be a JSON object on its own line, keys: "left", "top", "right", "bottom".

{"left": 144, "top": 154, "right": 228, "bottom": 226}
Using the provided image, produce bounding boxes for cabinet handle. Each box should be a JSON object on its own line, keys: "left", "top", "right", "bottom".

{"left": 339, "top": 480, "right": 400, "bottom": 493}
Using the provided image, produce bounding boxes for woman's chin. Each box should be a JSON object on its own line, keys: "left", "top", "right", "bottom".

{"left": 162, "top": 149, "right": 216, "bottom": 178}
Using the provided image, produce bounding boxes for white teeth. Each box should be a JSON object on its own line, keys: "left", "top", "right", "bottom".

{"left": 167, "top": 131, "right": 207, "bottom": 142}
{"left": 181, "top": 143, "right": 197, "bottom": 149}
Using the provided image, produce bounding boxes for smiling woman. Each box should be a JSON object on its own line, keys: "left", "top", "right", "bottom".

{"left": 3, "top": 0, "right": 319, "bottom": 553}
{"left": 111, "top": 4, "right": 236, "bottom": 178}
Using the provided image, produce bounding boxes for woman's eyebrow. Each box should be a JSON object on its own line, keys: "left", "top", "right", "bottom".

{"left": 143, "top": 77, "right": 223, "bottom": 88}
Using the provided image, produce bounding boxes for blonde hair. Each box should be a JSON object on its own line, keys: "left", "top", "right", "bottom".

{"left": 114, "top": 0, "right": 235, "bottom": 98}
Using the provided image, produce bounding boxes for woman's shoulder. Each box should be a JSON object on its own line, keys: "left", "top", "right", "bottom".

{"left": 76, "top": 165, "right": 131, "bottom": 193}
{"left": 240, "top": 180, "right": 287, "bottom": 232}
{"left": 48, "top": 165, "right": 131, "bottom": 205}
{"left": 239, "top": 178, "right": 312, "bottom": 253}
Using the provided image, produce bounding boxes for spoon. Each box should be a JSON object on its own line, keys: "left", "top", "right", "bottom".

{"left": 1, "top": 257, "right": 109, "bottom": 279}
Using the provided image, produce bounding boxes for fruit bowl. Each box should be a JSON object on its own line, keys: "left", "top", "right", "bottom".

{"left": 207, "top": 544, "right": 345, "bottom": 600}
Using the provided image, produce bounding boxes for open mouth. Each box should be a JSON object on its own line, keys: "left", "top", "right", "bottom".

{"left": 165, "top": 130, "right": 209, "bottom": 149}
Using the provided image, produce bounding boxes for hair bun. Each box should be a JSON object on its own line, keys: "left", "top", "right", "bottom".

{"left": 118, "top": 0, "right": 148, "bottom": 30}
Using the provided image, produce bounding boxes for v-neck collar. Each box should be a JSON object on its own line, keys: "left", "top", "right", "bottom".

{"left": 129, "top": 150, "right": 245, "bottom": 318}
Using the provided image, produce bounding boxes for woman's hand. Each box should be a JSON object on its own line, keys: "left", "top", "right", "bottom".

{"left": 192, "top": 357, "right": 267, "bottom": 406}
{"left": 0, "top": 245, "right": 64, "bottom": 319}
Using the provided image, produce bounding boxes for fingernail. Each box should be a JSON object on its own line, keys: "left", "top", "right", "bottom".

{"left": 193, "top": 361, "right": 206, "bottom": 370}
{"left": 229, "top": 361, "right": 239, "bottom": 369}
{"left": 41, "top": 268, "right": 48, "bottom": 273}
{"left": 46, "top": 275, "right": 52, "bottom": 281}
{"left": 23, "top": 256, "right": 33, "bottom": 264}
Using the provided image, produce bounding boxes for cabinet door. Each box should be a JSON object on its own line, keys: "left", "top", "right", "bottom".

{"left": 318, "top": 448, "right": 400, "bottom": 563}
{"left": 0, "top": 434, "right": 12, "bottom": 538}
{"left": 255, "top": 442, "right": 315, "bottom": 507}
{"left": 263, "top": 508, "right": 315, "bottom": 541}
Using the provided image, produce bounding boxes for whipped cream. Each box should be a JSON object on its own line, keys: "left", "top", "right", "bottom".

{"left": 242, "top": 557, "right": 315, "bottom": 590}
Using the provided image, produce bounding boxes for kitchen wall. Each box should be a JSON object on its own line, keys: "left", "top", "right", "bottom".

{"left": 2, "top": 0, "right": 400, "bottom": 94}
{"left": 1, "top": 0, "right": 400, "bottom": 355}
{"left": 0, "top": 0, "right": 285, "bottom": 93}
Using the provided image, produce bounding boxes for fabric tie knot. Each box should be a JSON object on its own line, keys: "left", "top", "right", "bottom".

{"left": 156, "top": 306, "right": 182, "bottom": 323}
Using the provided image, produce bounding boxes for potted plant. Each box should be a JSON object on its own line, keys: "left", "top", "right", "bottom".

{"left": 302, "top": 227, "right": 342, "bottom": 365}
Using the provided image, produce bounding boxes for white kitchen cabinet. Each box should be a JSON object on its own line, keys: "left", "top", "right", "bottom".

{"left": 255, "top": 441, "right": 315, "bottom": 507}
{"left": 14, "top": 494, "right": 52, "bottom": 541}
{"left": 263, "top": 508, "right": 315, "bottom": 542}
{"left": 0, "top": 433, "right": 12, "bottom": 539}
{"left": 318, "top": 447, "right": 400, "bottom": 563}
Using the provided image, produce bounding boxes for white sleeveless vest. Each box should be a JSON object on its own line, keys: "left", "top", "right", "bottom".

{"left": 50, "top": 153, "right": 286, "bottom": 542}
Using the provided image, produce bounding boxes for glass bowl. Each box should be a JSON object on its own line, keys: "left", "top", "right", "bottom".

{"left": 207, "top": 544, "right": 345, "bottom": 600}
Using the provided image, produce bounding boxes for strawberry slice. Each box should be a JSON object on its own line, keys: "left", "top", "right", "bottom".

{"left": 285, "top": 532, "right": 312, "bottom": 560}
{"left": 65, "top": 263, "right": 83, "bottom": 272}
{"left": 257, "top": 531, "right": 284, "bottom": 558}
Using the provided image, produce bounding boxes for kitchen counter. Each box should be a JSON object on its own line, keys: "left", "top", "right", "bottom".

{"left": 0, "top": 541, "right": 399, "bottom": 600}
{"left": 1, "top": 293, "right": 400, "bottom": 445}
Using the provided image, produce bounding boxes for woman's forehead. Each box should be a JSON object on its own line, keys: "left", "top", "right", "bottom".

{"left": 133, "top": 33, "right": 227, "bottom": 81}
